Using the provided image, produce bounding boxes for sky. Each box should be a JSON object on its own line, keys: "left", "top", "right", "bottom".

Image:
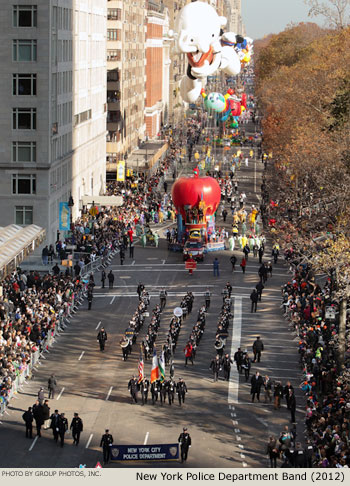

{"left": 242, "top": 0, "right": 323, "bottom": 39}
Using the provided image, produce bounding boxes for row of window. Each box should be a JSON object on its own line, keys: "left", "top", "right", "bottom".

{"left": 74, "top": 109, "right": 92, "bottom": 127}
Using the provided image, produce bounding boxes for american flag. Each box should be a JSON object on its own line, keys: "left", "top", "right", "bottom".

{"left": 138, "top": 352, "right": 144, "bottom": 384}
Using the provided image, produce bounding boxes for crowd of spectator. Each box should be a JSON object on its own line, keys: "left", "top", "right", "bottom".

{"left": 282, "top": 253, "right": 350, "bottom": 467}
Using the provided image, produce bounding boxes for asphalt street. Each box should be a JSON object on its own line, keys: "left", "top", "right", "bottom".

{"left": 0, "top": 129, "right": 306, "bottom": 469}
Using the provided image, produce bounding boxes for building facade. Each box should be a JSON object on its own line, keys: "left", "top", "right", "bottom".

{"left": 106, "top": 0, "right": 146, "bottom": 171}
{"left": 0, "top": 0, "right": 107, "bottom": 244}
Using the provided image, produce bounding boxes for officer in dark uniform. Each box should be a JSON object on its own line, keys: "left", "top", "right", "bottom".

{"left": 100, "top": 429, "right": 114, "bottom": 464}
{"left": 210, "top": 355, "right": 222, "bottom": 382}
{"left": 159, "top": 381, "right": 167, "bottom": 405}
{"left": 97, "top": 327, "right": 108, "bottom": 351}
{"left": 58, "top": 412, "right": 68, "bottom": 447}
{"left": 176, "top": 378, "right": 187, "bottom": 406}
{"left": 128, "top": 376, "right": 139, "bottom": 403}
{"left": 222, "top": 353, "right": 234, "bottom": 381}
{"left": 70, "top": 412, "right": 83, "bottom": 445}
{"left": 22, "top": 407, "right": 33, "bottom": 438}
{"left": 165, "top": 378, "right": 176, "bottom": 405}
{"left": 159, "top": 289, "right": 167, "bottom": 311}
{"left": 234, "top": 347, "right": 244, "bottom": 373}
{"left": 137, "top": 283, "right": 145, "bottom": 299}
{"left": 178, "top": 427, "right": 192, "bottom": 463}
{"left": 255, "top": 281, "right": 264, "bottom": 301}
{"left": 151, "top": 380, "right": 160, "bottom": 404}
{"left": 50, "top": 409, "right": 60, "bottom": 442}
{"left": 140, "top": 378, "right": 150, "bottom": 405}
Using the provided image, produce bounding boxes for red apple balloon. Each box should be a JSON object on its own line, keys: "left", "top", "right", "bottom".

{"left": 171, "top": 175, "right": 221, "bottom": 220}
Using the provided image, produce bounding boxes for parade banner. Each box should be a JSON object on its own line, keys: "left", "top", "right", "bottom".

{"left": 58, "top": 202, "right": 70, "bottom": 231}
{"left": 116, "top": 160, "right": 125, "bottom": 181}
{"left": 109, "top": 443, "right": 179, "bottom": 461}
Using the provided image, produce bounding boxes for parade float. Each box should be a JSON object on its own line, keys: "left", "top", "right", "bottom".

{"left": 171, "top": 170, "right": 223, "bottom": 258}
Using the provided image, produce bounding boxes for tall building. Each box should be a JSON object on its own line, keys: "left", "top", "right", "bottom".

{"left": 106, "top": 0, "right": 146, "bottom": 170}
{"left": 225, "top": 0, "right": 245, "bottom": 35}
{"left": 145, "top": 0, "right": 170, "bottom": 138}
{"left": 0, "top": 1, "right": 107, "bottom": 244}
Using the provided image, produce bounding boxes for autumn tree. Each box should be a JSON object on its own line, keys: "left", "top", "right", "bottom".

{"left": 305, "top": 0, "right": 350, "bottom": 29}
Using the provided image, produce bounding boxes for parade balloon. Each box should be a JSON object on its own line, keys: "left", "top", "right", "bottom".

{"left": 202, "top": 91, "right": 227, "bottom": 113}
{"left": 172, "top": 176, "right": 221, "bottom": 220}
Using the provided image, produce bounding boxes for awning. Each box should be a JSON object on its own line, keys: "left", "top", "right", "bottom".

{"left": 0, "top": 224, "right": 46, "bottom": 273}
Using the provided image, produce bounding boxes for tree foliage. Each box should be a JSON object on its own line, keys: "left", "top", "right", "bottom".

{"left": 305, "top": 0, "right": 350, "bottom": 29}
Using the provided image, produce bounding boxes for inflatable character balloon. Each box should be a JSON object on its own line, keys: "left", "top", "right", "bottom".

{"left": 172, "top": 1, "right": 242, "bottom": 103}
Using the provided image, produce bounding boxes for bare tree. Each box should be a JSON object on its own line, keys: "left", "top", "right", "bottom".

{"left": 305, "top": 0, "right": 350, "bottom": 28}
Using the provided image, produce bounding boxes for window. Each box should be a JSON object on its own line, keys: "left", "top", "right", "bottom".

{"left": 107, "top": 29, "right": 121, "bottom": 41}
{"left": 107, "top": 110, "right": 121, "bottom": 123}
{"left": 13, "top": 5, "right": 37, "bottom": 27}
{"left": 15, "top": 206, "right": 33, "bottom": 225}
{"left": 107, "top": 69, "right": 120, "bottom": 82}
{"left": 13, "top": 40, "right": 37, "bottom": 61}
{"left": 13, "top": 108, "right": 36, "bottom": 129}
{"left": 12, "top": 174, "right": 36, "bottom": 194}
{"left": 12, "top": 142, "right": 36, "bottom": 162}
{"left": 13, "top": 74, "right": 37, "bottom": 95}
{"left": 107, "top": 8, "right": 121, "bottom": 20}
{"left": 107, "top": 50, "right": 121, "bottom": 61}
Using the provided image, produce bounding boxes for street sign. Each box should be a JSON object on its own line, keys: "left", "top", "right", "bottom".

{"left": 110, "top": 443, "right": 179, "bottom": 462}
{"left": 185, "top": 260, "right": 197, "bottom": 270}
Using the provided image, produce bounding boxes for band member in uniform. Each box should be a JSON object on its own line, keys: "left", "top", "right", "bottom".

{"left": 165, "top": 378, "right": 176, "bottom": 405}
{"left": 159, "top": 289, "right": 167, "bottom": 311}
{"left": 204, "top": 288, "right": 211, "bottom": 311}
{"left": 120, "top": 336, "right": 130, "bottom": 360}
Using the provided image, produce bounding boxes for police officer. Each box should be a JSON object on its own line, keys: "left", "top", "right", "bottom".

{"left": 222, "top": 353, "right": 234, "bottom": 381}
{"left": 166, "top": 378, "right": 176, "bottom": 405}
{"left": 97, "top": 327, "right": 108, "bottom": 351}
{"left": 159, "top": 381, "right": 167, "bottom": 405}
{"left": 178, "top": 427, "right": 192, "bottom": 463}
{"left": 176, "top": 378, "right": 187, "bottom": 406}
{"left": 210, "top": 355, "right": 222, "bottom": 382}
{"left": 252, "top": 336, "right": 264, "bottom": 362}
{"left": 151, "top": 380, "right": 160, "bottom": 404}
{"left": 70, "top": 412, "right": 83, "bottom": 445}
{"left": 204, "top": 288, "right": 211, "bottom": 311}
{"left": 160, "top": 289, "right": 167, "bottom": 311}
{"left": 22, "top": 407, "right": 33, "bottom": 438}
{"left": 58, "top": 412, "right": 68, "bottom": 447}
{"left": 50, "top": 409, "right": 60, "bottom": 443}
{"left": 100, "top": 429, "right": 114, "bottom": 464}
{"left": 128, "top": 375, "right": 139, "bottom": 403}
{"left": 140, "top": 378, "right": 150, "bottom": 405}
{"left": 234, "top": 347, "right": 244, "bottom": 373}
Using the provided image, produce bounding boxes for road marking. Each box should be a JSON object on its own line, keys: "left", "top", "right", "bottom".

{"left": 132, "top": 260, "right": 135, "bottom": 266}
{"left": 29, "top": 436, "right": 38, "bottom": 451}
{"left": 96, "top": 321, "right": 101, "bottom": 330}
{"left": 256, "top": 417, "right": 269, "bottom": 428}
{"left": 162, "top": 260, "right": 165, "bottom": 265}
{"left": 106, "top": 386, "right": 113, "bottom": 401}
{"left": 85, "top": 434, "right": 93, "bottom": 449}
{"left": 56, "top": 387, "right": 65, "bottom": 400}
{"left": 228, "top": 296, "right": 242, "bottom": 404}
{"left": 144, "top": 432, "right": 149, "bottom": 445}
{"left": 78, "top": 351, "right": 85, "bottom": 361}
{"left": 110, "top": 296, "right": 116, "bottom": 305}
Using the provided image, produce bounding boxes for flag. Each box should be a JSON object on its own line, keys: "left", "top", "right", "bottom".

{"left": 150, "top": 348, "right": 159, "bottom": 383}
{"left": 158, "top": 351, "right": 165, "bottom": 383}
{"left": 138, "top": 352, "right": 144, "bottom": 384}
